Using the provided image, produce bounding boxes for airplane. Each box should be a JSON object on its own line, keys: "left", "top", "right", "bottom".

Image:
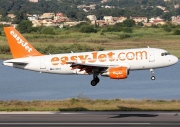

{"left": 2, "top": 27, "right": 179, "bottom": 86}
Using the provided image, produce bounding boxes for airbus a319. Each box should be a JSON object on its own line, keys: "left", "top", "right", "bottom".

{"left": 3, "top": 27, "right": 178, "bottom": 86}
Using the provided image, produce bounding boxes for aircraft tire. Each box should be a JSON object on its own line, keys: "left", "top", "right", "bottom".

{"left": 151, "top": 76, "right": 155, "bottom": 80}
{"left": 91, "top": 80, "right": 97, "bottom": 86}
{"left": 95, "top": 77, "right": 100, "bottom": 83}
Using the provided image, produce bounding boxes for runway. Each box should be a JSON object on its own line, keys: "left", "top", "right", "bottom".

{"left": 0, "top": 111, "right": 180, "bottom": 127}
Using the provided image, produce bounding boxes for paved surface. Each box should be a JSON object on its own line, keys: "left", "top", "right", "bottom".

{"left": 0, "top": 111, "right": 180, "bottom": 127}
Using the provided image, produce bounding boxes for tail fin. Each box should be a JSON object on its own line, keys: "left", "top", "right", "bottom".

{"left": 4, "top": 27, "right": 43, "bottom": 58}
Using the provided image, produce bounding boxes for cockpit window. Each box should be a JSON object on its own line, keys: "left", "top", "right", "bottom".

{"left": 161, "top": 52, "right": 171, "bottom": 56}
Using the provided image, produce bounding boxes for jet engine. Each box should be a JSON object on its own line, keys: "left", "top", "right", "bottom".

{"left": 101, "top": 67, "right": 128, "bottom": 79}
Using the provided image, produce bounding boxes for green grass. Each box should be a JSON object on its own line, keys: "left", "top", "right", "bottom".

{"left": 1, "top": 27, "right": 180, "bottom": 59}
{"left": 1, "top": 99, "right": 180, "bottom": 111}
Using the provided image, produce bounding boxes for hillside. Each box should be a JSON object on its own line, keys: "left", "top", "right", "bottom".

{"left": 0, "top": 0, "right": 180, "bottom": 21}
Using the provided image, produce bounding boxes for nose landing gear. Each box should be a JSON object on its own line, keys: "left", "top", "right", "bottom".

{"left": 150, "top": 69, "right": 155, "bottom": 80}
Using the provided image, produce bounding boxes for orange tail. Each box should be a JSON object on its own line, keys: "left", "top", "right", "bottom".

{"left": 4, "top": 27, "right": 43, "bottom": 58}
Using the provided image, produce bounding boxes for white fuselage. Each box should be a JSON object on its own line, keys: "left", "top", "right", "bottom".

{"left": 3, "top": 48, "right": 178, "bottom": 75}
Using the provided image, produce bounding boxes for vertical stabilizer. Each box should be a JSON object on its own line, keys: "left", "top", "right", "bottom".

{"left": 4, "top": 27, "right": 43, "bottom": 58}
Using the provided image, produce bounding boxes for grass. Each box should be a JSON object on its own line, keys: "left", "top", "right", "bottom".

{"left": 1, "top": 27, "right": 180, "bottom": 58}
{"left": 1, "top": 99, "right": 180, "bottom": 111}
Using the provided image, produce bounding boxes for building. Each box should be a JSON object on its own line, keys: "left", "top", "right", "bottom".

{"left": 40, "top": 13, "right": 55, "bottom": 19}
{"left": 149, "top": 17, "right": 165, "bottom": 25}
{"left": 101, "top": 0, "right": 108, "bottom": 3}
{"left": 103, "top": 16, "right": 113, "bottom": 23}
{"left": 87, "top": 15, "right": 97, "bottom": 21}
{"left": 54, "top": 13, "right": 70, "bottom": 23}
{"left": 29, "top": 0, "right": 38, "bottom": 2}
{"left": 117, "top": 16, "right": 127, "bottom": 23}
{"left": 131, "top": 16, "right": 148, "bottom": 23}
{"left": 174, "top": 4, "right": 179, "bottom": 9}
{"left": 7, "top": 14, "right": 16, "bottom": 19}
{"left": 28, "top": 14, "right": 39, "bottom": 21}
{"left": 157, "top": 6, "right": 166, "bottom": 11}
{"left": 172, "top": 16, "right": 180, "bottom": 25}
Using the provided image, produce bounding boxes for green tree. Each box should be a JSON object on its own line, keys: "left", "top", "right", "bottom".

{"left": 175, "top": 8, "right": 180, "bottom": 15}
{"left": 17, "top": 20, "right": 33, "bottom": 33}
{"left": 162, "top": 12, "right": 173, "bottom": 21}
{"left": 13, "top": 11, "right": 27, "bottom": 24}
{"left": 122, "top": 19, "right": 135, "bottom": 27}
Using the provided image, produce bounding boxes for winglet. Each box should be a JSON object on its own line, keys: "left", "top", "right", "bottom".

{"left": 4, "top": 27, "right": 43, "bottom": 58}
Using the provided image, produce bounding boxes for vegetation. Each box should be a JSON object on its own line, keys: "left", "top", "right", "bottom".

{"left": 0, "top": 22, "right": 180, "bottom": 59}
{"left": 17, "top": 20, "right": 33, "bottom": 33}
{"left": 0, "top": 0, "right": 180, "bottom": 21}
{"left": 1, "top": 99, "right": 180, "bottom": 111}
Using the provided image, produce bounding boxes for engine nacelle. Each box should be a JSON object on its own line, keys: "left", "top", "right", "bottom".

{"left": 101, "top": 67, "right": 128, "bottom": 79}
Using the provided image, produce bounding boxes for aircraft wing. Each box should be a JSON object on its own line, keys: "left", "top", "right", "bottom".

{"left": 67, "top": 61, "right": 130, "bottom": 74}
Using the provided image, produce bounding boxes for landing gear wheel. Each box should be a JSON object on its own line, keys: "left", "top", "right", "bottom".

{"left": 91, "top": 80, "right": 97, "bottom": 86}
{"left": 151, "top": 76, "right": 155, "bottom": 80}
{"left": 94, "top": 77, "right": 100, "bottom": 83}
{"left": 91, "top": 73, "right": 100, "bottom": 86}
{"left": 150, "top": 69, "right": 155, "bottom": 80}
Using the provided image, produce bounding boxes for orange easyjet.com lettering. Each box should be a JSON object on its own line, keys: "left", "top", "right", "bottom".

{"left": 51, "top": 51, "right": 148, "bottom": 65}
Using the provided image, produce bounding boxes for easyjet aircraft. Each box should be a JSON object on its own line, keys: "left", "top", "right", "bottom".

{"left": 3, "top": 27, "right": 178, "bottom": 86}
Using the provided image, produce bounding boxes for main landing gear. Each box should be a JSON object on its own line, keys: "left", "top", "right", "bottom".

{"left": 91, "top": 74, "right": 100, "bottom": 86}
{"left": 150, "top": 69, "right": 155, "bottom": 80}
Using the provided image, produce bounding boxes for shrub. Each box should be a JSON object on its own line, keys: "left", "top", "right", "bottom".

{"left": 163, "top": 27, "right": 172, "bottom": 32}
{"left": 119, "top": 34, "right": 131, "bottom": 39}
{"left": 104, "top": 26, "right": 122, "bottom": 32}
{"left": 0, "top": 45, "right": 10, "bottom": 54}
{"left": 151, "top": 24, "right": 159, "bottom": 28}
{"left": 80, "top": 26, "right": 97, "bottom": 33}
{"left": 123, "top": 27, "right": 133, "bottom": 33}
{"left": 173, "top": 29, "right": 180, "bottom": 35}
{"left": 41, "top": 27, "right": 56, "bottom": 35}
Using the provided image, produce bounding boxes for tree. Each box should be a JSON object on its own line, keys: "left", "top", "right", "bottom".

{"left": 13, "top": 11, "right": 27, "bottom": 24}
{"left": 176, "top": 8, "right": 180, "bottom": 15}
{"left": 17, "top": 20, "right": 33, "bottom": 33}
{"left": 122, "top": 19, "right": 135, "bottom": 27}
{"left": 154, "top": 8, "right": 163, "bottom": 17}
{"left": 76, "top": 12, "right": 86, "bottom": 21}
{"left": 162, "top": 12, "right": 173, "bottom": 21}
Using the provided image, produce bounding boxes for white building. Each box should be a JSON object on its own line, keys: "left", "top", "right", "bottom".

{"left": 29, "top": 0, "right": 38, "bottom": 2}
{"left": 103, "top": 16, "right": 113, "bottom": 23}
{"left": 28, "top": 15, "right": 38, "bottom": 21}
{"left": 87, "top": 15, "right": 97, "bottom": 21}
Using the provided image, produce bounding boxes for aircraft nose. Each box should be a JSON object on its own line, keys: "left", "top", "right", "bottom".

{"left": 171, "top": 55, "right": 178, "bottom": 65}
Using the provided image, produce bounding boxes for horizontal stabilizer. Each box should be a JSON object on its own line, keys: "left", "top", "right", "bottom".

{"left": 3, "top": 59, "right": 29, "bottom": 66}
